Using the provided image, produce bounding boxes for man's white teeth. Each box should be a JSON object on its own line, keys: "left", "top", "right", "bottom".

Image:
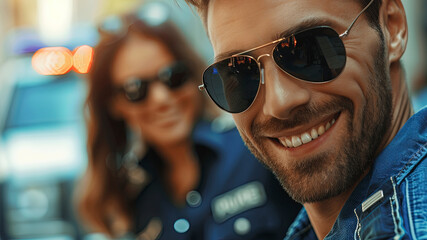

{"left": 311, "top": 128, "right": 318, "bottom": 139}
{"left": 318, "top": 125, "right": 325, "bottom": 135}
{"left": 285, "top": 138, "right": 293, "bottom": 147}
{"left": 301, "top": 133, "right": 312, "bottom": 144}
{"left": 292, "top": 136, "right": 302, "bottom": 147}
{"left": 279, "top": 118, "right": 336, "bottom": 148}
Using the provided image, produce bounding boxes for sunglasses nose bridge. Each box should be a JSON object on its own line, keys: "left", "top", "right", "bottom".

{"left": 256, "top": 54, "right": 271, "bottom": 85}
{"left": 256, "top": 53, "right": 270, "bottom": 62}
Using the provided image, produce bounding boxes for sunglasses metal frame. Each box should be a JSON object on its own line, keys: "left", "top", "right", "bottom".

{"left": 198, "top": 0, "right": 375, "bottom": 112}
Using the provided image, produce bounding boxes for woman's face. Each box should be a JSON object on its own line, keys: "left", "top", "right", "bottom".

{"left": 111, "top": 33, "right": 202, "bottom": 147}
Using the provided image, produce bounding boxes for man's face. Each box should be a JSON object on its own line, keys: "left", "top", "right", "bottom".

{"left": 207, "top": 0, "right": 392, "bottom": 203}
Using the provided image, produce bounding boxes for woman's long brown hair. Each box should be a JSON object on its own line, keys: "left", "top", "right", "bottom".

{"left": 75, "top": 17, "right": 209, "bottom": 236}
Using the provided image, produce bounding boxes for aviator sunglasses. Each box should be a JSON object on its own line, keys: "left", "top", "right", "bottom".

{"left": 199, "top": 0, "right": 375, "bottom": 113}
{"left": 115, "top": 62, "right": 191, "bottom": 102}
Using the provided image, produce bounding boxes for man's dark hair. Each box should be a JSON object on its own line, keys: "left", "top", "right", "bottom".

{"left": 185, "top": 0, "right": 382, "bottom": 31}
{"left": 360, "top": 0, "right": 383, "bottom": 32}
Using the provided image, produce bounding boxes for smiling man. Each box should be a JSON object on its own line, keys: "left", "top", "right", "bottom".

{"left": 184, "top": 0, "right": 427, "bottom": 239}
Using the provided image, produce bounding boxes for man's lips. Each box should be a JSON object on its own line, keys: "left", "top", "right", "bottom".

{"left": 269, "top": 112, "right": 341, "bottom": 148}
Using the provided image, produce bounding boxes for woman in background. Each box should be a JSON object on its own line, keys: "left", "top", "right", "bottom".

{"left": 76, "top": 3, "right": 301, "bottom": 239}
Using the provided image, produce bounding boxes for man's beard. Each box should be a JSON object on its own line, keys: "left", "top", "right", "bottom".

{"left": 241, "top": 36, "right": 393, "bottom": 203}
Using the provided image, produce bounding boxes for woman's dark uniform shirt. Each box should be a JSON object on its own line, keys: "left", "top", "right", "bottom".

{"left": 132, "top": 119, "right": 301, "bottom": 240}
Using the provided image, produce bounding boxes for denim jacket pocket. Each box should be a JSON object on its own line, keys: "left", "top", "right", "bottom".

{"left": 354, "top": 177, "right": 409, "bottom": 240}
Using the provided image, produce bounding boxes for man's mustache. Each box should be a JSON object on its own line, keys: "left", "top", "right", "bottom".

{"left": 252, "top": 96, "right": 354, "bottom": 135}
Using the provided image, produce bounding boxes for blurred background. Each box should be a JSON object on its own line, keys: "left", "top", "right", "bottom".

{"left": 0, "top": 0, "right": 425, "bottom": 239}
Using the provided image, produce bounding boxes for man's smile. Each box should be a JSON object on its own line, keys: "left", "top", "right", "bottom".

{"left": 279, "top": 113, "right": 339, "bottom": 148}
{"left": 265, "top": 112, "right": 341, "bottom": 149}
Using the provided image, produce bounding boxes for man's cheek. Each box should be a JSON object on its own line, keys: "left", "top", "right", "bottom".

{"left": 232, "top": 117, "right": 244, "bottom": 131}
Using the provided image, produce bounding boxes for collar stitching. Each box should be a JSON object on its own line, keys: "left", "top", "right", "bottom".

{"left": 287, "top": 224, "right": 313, "bottom": 240}
{"left": 395, "top": 141, "right": 427, "bottom": 183}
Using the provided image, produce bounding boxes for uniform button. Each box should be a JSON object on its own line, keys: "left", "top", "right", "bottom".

{"left": 174, "top": 218, "right": 190, "bottom": 233}
{"left": 233, "top": 217, "right": 251, "bottom": 235}
{"left": 186, "top": 190, "right": 202, "bottom": 207}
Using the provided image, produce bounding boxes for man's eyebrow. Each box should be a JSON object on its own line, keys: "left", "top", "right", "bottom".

{"left": 214, "top": 18, "right": 335, "bottom": 62}
{"left": 214, "top": 50, "right": 244, "bottom": 62}
{"left": 274, "top": 18, "right": 335, "bottom": 39}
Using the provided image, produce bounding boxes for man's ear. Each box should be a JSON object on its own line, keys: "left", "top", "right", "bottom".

{"left": 381, "top": 0, "right": 408, "bottom": 64}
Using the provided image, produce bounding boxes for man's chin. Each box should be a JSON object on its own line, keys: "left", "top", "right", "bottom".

{"left": 276, "top": 170, "right": 348, "bottom": 203}
{"left": 248, "top": 139, "right": 367, "bottom": 203}
{"left": 266, "top": 154, "right": 349, "bottom": 203}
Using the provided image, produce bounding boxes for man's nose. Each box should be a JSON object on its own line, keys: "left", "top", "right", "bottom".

{"left": 261, "top": 59, "right": 311, "bottom": 119}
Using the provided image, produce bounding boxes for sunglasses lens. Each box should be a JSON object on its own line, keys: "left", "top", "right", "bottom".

{"left": 203, "top": 56, "right": 260, "bottom": 113}
{"left": 160, "top": 62, "right": 190, "bottom": 89}
{"left": 123, "top": 79, "right": 148, "bottom": 102}
{"left": 273, "top": 27, "right": 346, "bottom": 82}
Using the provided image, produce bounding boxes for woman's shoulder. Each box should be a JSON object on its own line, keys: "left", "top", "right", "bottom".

{"left": 193, "top": 115, "right": 247, "bottom": 155}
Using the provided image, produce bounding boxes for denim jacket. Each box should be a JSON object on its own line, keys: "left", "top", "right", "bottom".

{"left": 285, "top": 107, "right": 427, "bottom": 240}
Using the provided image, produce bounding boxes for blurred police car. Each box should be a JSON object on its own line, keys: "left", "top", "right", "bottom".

{"left": 0, "top": 55, "right": 88, "bottom": 239}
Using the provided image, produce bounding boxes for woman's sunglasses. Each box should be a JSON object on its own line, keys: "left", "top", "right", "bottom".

{"left": 116, "top": 62, "right": 191, "bottom": 102}
{"left": 199, "top": 0, "right": 375, "bottom": 113}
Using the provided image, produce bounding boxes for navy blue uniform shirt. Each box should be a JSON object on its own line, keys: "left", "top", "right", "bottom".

{"left": 132, "top": 119, "right": 301, "bottom": 240}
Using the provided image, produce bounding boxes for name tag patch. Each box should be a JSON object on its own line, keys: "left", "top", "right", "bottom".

{"left": 211, "top": 181, "right": 267, "bottom": 223}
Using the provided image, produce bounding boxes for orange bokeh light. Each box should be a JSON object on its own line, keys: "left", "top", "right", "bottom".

{"left": 32, "top": 45, "right": 94, "bottom": 75}
{"left": 32, "top": 47, "right": 73, "bottom": 75}
{"left": 73, "top": 45, "right": 94, "bottom": 74}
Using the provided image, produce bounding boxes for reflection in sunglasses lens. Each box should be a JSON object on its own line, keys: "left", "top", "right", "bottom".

{"left": 273, "top": 27, "right": 346, "bottom": 82}
{"left": 203, "top": 56, "right": 260, "bottom": 113}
